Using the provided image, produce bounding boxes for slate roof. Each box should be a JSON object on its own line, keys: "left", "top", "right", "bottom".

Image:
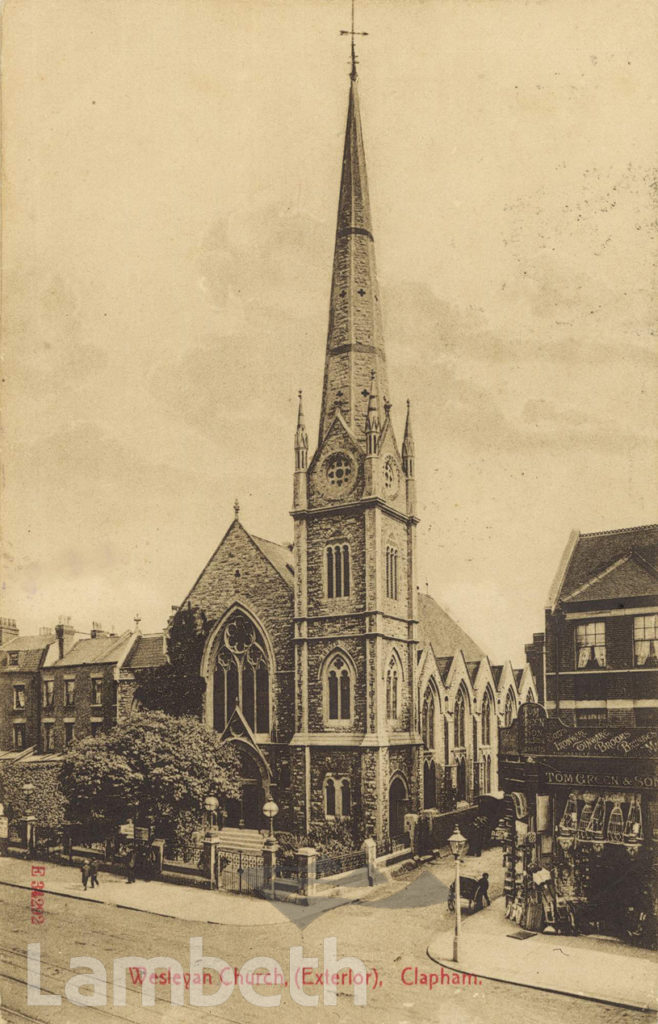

{"left": 417, "top": 593, "right": 483, "bottom": 661}
{"left": 53, "top": 632, "right": 132, "bottom": 668}
{"left": 125, "top": 634, "right": 167, "bottom": 670}
{"left": 558, "top": 524, "right": 658, "bottom": 604}
{"left": 251, "top": 535, "right": 295, "bottom": 587}
{"left": 0, "top": 634, "right": 54, "bottom": 673}
{"left": 0, "top": 633, "right": 54, "bottom": 652}
{"left": 0, "top": 747, "right": 61, "bottom": 764}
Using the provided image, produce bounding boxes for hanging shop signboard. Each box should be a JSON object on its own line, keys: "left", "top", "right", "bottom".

{"left": 499, "top": 704, "right": 657, "bottom": 759}
{"left": 547, "top": 726, "right": 658, "bottom": 759}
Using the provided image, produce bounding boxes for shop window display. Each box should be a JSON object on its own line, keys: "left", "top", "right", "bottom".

{"left": 583, "top": 796, "right": 605, "bottom": 843}
{"left": 606, "top": 799, "right": 625, "bottom": 843}
{"left": 576, "top": 792, "right": 596, "bottom": 838}
{"left": 623, "top": 795, "right": 643, "bottom": 845}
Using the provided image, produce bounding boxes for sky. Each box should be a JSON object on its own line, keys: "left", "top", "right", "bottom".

{"left": 2, "top": 0, "right": 656, "bottom": 663}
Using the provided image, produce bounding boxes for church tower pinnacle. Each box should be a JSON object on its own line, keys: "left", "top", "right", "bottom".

{"left": 318, "top": 61, "right": 389, "bottom": 446}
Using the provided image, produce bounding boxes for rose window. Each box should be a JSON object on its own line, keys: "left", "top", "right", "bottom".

{"left": 325, "top": 454, "right": 352, "bottom": 489}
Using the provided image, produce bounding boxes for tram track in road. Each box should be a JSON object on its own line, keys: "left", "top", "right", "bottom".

{"left": 0, "top": 942, "right": 247, "bottom": 1024}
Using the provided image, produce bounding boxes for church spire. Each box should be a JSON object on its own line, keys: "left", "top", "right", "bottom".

{"left": 318, "top": 58, "right": 389, "bottom": 447}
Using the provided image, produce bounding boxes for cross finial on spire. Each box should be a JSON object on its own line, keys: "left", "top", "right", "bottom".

{"left": 340, "top": 0, "right": 368, "bottom": 81}
{"left": 134, "top": 613, "right": 141, "bottom": 632}
{"left": 234, "top": 498, "right": 240, "bottom": 520}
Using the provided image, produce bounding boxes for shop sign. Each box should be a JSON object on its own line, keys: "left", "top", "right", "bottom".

{"left": 545, "top": 768, "right": 658, "bottom": 789}
{"left": 548, "top": 726, "right": 657, "bottom": 759}
{"left": 134, "top": 826, "right": 151, "bottom": 842}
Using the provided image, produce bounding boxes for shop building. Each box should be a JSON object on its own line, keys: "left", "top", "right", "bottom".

{"left": 544, "top": 523, "right": 658, "bottom": 727}
{"left": 499, "top": 701, "right": 657, "bottom": 947}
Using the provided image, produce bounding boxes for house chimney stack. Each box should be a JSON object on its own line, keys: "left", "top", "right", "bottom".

{"left": 55, "top": 616, "right": 75, "bottom": 658}
{"left": 0, "top": 618, "right": 19, "bottom": 645}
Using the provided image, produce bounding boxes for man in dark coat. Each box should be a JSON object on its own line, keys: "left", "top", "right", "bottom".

{"left": 89, "top": 859, "right": 100, "bottom": 888}
{"left": 126, "top": 850, "right": 136, "bottom": 884}
{"left": 81, "top": 859, "right": 91, "bottom": 890}
{"left": 474, "top": 872, "right": 491, "bottom": 911}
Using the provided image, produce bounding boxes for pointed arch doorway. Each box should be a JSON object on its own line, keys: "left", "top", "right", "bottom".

{"left": 388, "top": 776, "right": 409, "bottom": 843}
{"left": 222, "top": 741, "right": 269, "bottom": 831}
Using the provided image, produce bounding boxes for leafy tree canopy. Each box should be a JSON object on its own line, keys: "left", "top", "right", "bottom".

{"left": 135, "top": 604, "right": 209, "bottom": 717}
{"left": 0, "top": 764, "right": 66, "bottom": 830}
{"left": 60, "top": 711, "right": 240, "bottom": 844}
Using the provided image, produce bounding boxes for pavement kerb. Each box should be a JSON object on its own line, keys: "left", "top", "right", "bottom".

{"left": 426, "top": 937, "right": 656, "bottom": 1014}
{"left": 0, "top": 875, "right": 360, "bottom": 928}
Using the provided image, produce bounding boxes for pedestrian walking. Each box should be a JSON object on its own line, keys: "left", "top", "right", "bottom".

{"left": 89, "top": 859, "right": 100, "bottom": 888}
{"left": 474, "top": 872, "right": 491, "bottom": 911}
{"left": 126, "top": 850, "right": 136, "bottom": 884}
{"left": 81, "top": 858, "right": 91, "bottom": 891}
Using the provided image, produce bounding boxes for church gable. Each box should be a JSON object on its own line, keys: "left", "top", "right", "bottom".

{"left": 182, "top": 518, "right": 294, "bottom": 650}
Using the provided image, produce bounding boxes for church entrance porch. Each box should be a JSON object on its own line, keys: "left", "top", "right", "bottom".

{"left": 389, "top": 776, "right": 410, "bottom": 847}
{"left": 219, "top": 737, "right": 271, "bottom": 832}
{"left": 224, "top": 778, "right": 266, "bottom": 830}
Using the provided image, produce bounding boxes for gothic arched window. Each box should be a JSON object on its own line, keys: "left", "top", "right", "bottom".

{"left": 484, "top": 755, "right": 492, "bottom": 793}
{"left": 386, "top": 652, "right": 402, "bottom": 719}
{"left": 385, "top": 546, "right": 399, "bottom": 600}
{"left": 326, "top": 653, "right": 352, "bottom": 722}
{"left": 340, "top": 779, "right": 351, "bottom": 817}
{"left": 325, "top": 777, "right": 336, "bottom": 817}
{"left": 326, "top": 543, "right": 351, "bottom": 599}
{"left": 454, "top": 687, "right": 467, "bottom": 748}
{"left": 482, "top": 690, "right": 493, "bottom": 746}
{"left": 422, "top": 688, "right": 436, "bottom": 750}
{"left": 213, "top": 612, "right": 270, "bottom": 735}
{"left": 504, "top": 689, "right": 517, "bottom": 727}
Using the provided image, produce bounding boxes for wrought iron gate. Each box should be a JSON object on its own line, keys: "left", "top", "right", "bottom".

{"left": 216, "top": 848, "right": 265, "bottom": 895}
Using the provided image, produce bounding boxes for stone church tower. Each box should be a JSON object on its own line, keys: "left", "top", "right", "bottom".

{"left": 291, "top": 65, "right": 421, "bottom": 846}
{"left": 173, "top": 49, "right": 510, "bottom": 853}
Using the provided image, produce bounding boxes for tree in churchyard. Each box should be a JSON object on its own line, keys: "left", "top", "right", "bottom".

{"left": 60, "top": 711, "right": 240, "bottom": 847}
{"left": 135, "top": 604, "right": 209, "bottom": 717}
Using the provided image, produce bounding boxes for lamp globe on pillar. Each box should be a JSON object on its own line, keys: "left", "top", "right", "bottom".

{"left": 22, "top": 782, "right": 35, "bottom": 815}
{"left": 262, "top": 800, "right": 279, "bottom": 843}
{"left": 448, "top": 825, "right": 468, "bottom": 964}
{"left": 204, "top": 796, "right": 219, "bottom": 835}
{"left": 448, "top": 824, "right": 467, "bottom": 859}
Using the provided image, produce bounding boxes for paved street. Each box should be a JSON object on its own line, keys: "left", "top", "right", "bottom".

{"left": 0, "top": 850, "right": 650, "bottom": 1023}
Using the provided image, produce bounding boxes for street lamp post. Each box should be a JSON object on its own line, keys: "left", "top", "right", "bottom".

{"left": 22, "top": 783, "right": 36, "bottom": 854}
{"left": 262, "top": 800, "right": 279, "bottom": 841}
{"left": 262, "top": 800, "right": 279, "bottom": 899}
{"left": 448, "top": 824, "right": 468, "bottom": 963}
{"left": 204, "top": 796, "right": 219, "bottom": 835}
